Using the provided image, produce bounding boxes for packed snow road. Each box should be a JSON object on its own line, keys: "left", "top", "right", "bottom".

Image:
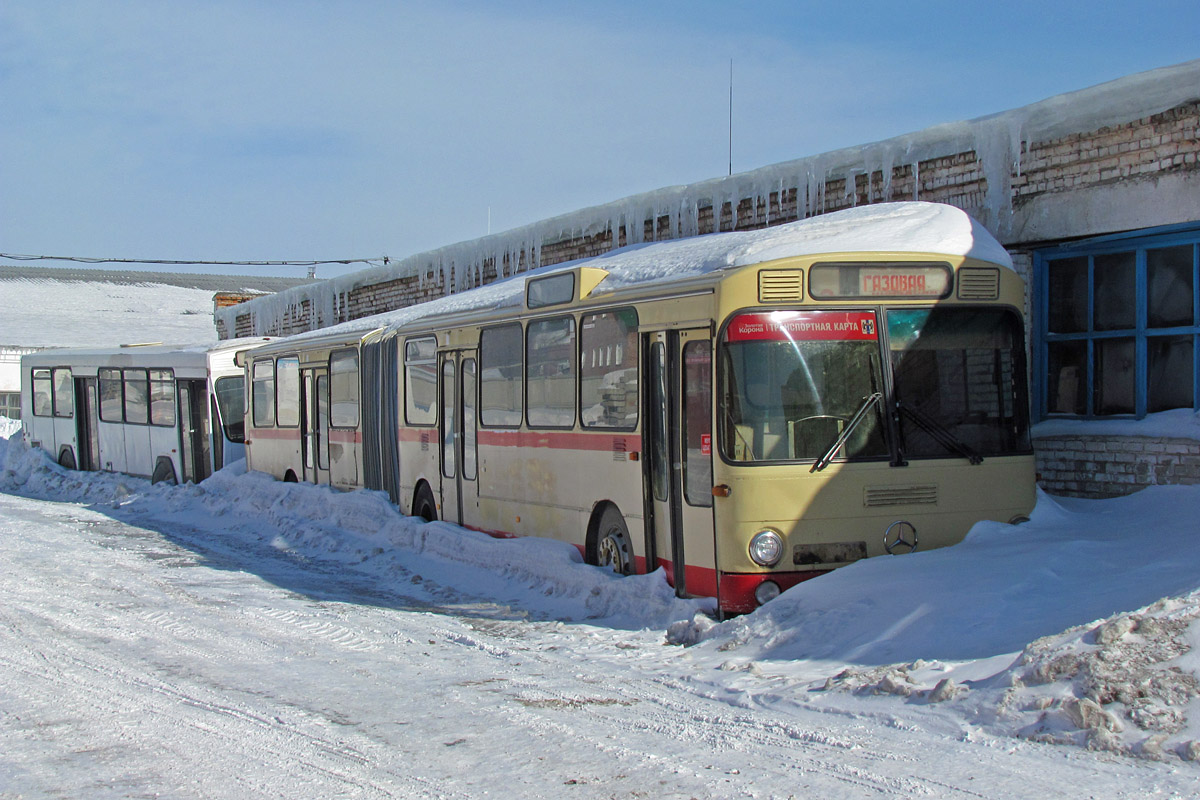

{"left": 1, "top": 426, "right": 1199, "bottom": 797}
{"left": 0, "top": 492, "right": 1182, "bottom": 799}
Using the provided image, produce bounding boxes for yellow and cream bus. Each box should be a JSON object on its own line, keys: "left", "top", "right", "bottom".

{"left": 245, "top": 202, "right": 1036, "bottom": 614}
{"left": 21, "top": 339, "right": 268, "bottom": 484}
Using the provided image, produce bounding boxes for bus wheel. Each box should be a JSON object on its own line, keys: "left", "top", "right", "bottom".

{"left": 592, "top": 506, "right": 633, "bottom": 576}
{"left": 413, "top": 483, "right": 437, "bottom": 523}
{"left": 151, "top": 457, "right": 177, "bottom": 485}
{"left": 57, "top": 447, "right": 77, "bottom": 470}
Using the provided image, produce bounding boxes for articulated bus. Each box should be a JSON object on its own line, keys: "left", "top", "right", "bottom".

{"left": 244, "top": 202, "right": 1036, "bottom": 614}
{"left": 21, "top": 339, "right": 267, "bottom": 484}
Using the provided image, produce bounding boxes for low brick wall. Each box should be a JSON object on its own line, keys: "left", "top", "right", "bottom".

{"left": 1035, "top": 436, "right": 1200, "bottom": 498}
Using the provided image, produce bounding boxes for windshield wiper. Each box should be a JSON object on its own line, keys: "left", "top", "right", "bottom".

{"left": 810, "top": 392, "right": 884, "bottom": 473}
{"left": 897, "top": 402, "right": 984, "bottom": 465}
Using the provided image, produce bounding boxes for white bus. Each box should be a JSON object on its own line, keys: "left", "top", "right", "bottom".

{"left": 21, "top": 339, "right": 268, "bottom": 483}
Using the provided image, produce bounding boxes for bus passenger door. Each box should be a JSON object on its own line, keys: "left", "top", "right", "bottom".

{"left": 439, "top": 351, "right": 479, "bottom": 527}
{"left": 643, "top": 329, "right": 716, "bottom": 598}
{"left": 73, "top": 377, "right": 99, "bottom": 471}
{"left": 302, "top": 368, "right": 331, "bottom": 485}
{"left": 177, "top": 379, "right": 211, "bottom": 483}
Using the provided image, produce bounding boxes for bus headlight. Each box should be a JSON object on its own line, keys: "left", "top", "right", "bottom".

{"left": 748, "top": 529, "right": 784, "bottom": 567}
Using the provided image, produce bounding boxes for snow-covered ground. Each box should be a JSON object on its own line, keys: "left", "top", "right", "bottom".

{"left": 2, "top": 416, "right": 1199, "bottom": 798}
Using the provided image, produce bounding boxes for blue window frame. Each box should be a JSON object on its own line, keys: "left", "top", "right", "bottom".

{"left": 1034, "top": 222, "right": 1200, "bottom": 421}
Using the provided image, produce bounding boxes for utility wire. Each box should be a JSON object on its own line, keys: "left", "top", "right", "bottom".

{"left": 0, "top": 252, "right": 390, "bottom": 268}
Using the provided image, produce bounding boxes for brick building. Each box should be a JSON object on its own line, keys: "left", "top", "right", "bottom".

{"left": 216, "top": 59, "right": 1200, "bottom": 498}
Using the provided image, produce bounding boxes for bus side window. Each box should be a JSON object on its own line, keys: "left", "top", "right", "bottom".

{"left": 526, "top": 315, "right": 576, "bottom": 428}
{"left": 404, "top": 337, "right": 437, "bottom": 426}
{"left": 149, "top": 369, "right": 176, "bottom": 426}
{"left": 124, "top": 369, "right": 149, "bottom": 425}
{"left": 276, "top": 357, "right": 300, "bottom": 427}
{"left": 31, "top": 368, "right": 52, "bottom": 417}
{"left": 480, "top": 323, "right": 523, "bottom": 427}
{"left": 98, "top": 368, "right": 123, "bottom": 422}
{"left": 52, "top": 368, "right": 74, "bottom": 418}
{"left": 580, "top": 308, "right": 638, "bottom": 429}
{"left": 330, "top": 349, "right": 359, "bottom": 428}
{"left": 252, "top": 359, "right": 275, "bottom": 427}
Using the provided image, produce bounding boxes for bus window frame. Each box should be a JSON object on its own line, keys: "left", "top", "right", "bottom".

{"left": 52, "top": 367, "right": 74, "bottom": 418}
{"left": 251, "top": 358, "right": 276, "bottom": 428}
{"left": 274, "top": 356, "right": 301, "bottom": 428}
{"left": 403, "top": 335, "right": 439, "bottom": 428}
{"left": 579, "top": 307, "right": 639, "bottom": 432}
{"left": 479, "top": 322, "right": 524, "bottom": 429}
{"left": 329, "top": 347, "right": 360, "bottom": 430}
{"left": 525, "top": 314, "right": 577, "bottom": 430}
{"left": 31, "top": 367, "right": 54, "bottom": 417}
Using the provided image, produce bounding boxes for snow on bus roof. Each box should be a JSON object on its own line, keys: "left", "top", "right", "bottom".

{"left": 286, "top": 202, "right": 1007, "bottom": 342}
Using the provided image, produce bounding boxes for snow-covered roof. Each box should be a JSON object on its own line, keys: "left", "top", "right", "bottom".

{"left": 217, "top": 59, "right": 1200, "bottom": 340}
{"left": 0, "top": 268, "right": 306, "bottom": 349}
{"left": 275, "top": 202, "right": 1010, "bottom": 342}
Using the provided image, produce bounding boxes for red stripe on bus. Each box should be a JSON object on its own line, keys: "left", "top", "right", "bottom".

{"left": 476, "top": 429, "right": 639, "bottom": 454}
{"left": 328, "top": 429, "right": 362, "bottom": 444}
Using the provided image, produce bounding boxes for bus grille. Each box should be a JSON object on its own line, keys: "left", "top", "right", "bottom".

{"left": 956, "top": 267, "right": 1000, "bottom": 300}
{"left": 864, "top": 484, "right": 938, "bottom": 507}
{"left": 758, "top": 269, "right": 804, "bottom": 303}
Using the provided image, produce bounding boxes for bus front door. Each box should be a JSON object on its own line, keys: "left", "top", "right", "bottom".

{"left": 643, "top": 329, "right": 716, "bottom": 598}
{"left": 177, "top": 379, "right": 210, "bottom": 483}
{"left": 73, "top": 377, "right": 99, "bottom": 472}
{"left": 439, "top": 351, "right": 479, "bottom": 527}
{"left": 301, "top": 368, "right": 330, "bottom": 485}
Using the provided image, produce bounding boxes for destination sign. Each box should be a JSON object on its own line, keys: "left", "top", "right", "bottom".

{"left": 810, "top": 262, "right": 951, "bottom": 299}
{"left": 725, "top": 311, "right": 878, "bottom": 343}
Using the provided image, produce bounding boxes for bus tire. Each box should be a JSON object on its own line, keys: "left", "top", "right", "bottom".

{"left": 589, "top": 505, "right": 633, "bottom": 576}
{"left": 57, "top": 447, "right": 76, "bottom": 470}
{"left": 151, "top": 457, "right": 177, "bottom": 485}
{"left": 413, "top": 483, "right": 437, "bottom": 523}
{"left": 283, "top": 470, "right": 298, "bottom": 483}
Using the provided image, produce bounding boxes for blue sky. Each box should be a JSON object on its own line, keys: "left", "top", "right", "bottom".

{"left": 2, "top": 1, "right": 1198, "bottom": 278}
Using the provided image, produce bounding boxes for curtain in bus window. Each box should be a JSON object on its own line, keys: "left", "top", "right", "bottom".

{"left": 526, "top": 316, "right": 576, "bottom": 428}
{"left": 98, "top": 368, "right": 123, "bottom": 422}
{"left": 480, "top": 323, "right": 523, "bottom": 427}
{"left": 52, "top": 368, "right": 73, "bottom": 418}
{"left": 683, "top": 340, "right": 713, "bottom": 507}
{"left": 251, "top": 360, "right": 275, "bottom": 427}
{"left": 330, "top": 349, "right": 360, "bottom": 428}
{"left": 888, "top": 307, "right": 1031, "bottom": 458}
{"left": 580, "top": 308, "right": 638, "bottom": 429}
{"left": 317, "top": 373, "right": 330, "bottom": 471}
{"left": 31, "top": 368, "right": 53, "bottom": 417}
{"left": 276, "top": 357, "right": 300, "bottom": 427}
{"left": 214, "top": 376, "right": 246, "bottom": 443}
{"left": 123, "top": 370, "right": 149, "bottom": 425}
{"left": 149, "top": 369, "right": 176, "bottom": 426}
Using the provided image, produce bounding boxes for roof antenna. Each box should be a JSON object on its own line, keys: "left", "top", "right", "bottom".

{"left": 728, "top": 58, "right": 733, "bottom": 176}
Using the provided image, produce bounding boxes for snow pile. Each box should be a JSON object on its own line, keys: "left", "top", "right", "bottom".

{"left": 670, "top": 487, "right": 1200, "bottom": 761}
{"left": 0, "top": 429, "right": 708, "bottom": 629}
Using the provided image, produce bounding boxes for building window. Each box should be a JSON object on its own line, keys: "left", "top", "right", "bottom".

{"left": 0, "top": 392, "right": 20, "bottom": 420}
{"left": 1036, "top": 226, "right": 1200, "bottom": 420}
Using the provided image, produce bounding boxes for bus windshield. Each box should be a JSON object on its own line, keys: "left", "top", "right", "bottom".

{"left": 889, "top": 307, "right": 1031, "bottom": 460}
{"left": 721, "top": 310, "right": 888, "bottom": 463}
{"left": 720, "top": 307, "right": 1031, "bottom": 465}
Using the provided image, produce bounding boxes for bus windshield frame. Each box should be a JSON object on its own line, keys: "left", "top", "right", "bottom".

{"left": 719, "top": 306, "right": 1032, "bottom": 466}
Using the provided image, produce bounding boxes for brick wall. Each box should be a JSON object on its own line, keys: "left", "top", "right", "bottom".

{"left": 1035, "top": 436, "right": 1200, "bottom": 498}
